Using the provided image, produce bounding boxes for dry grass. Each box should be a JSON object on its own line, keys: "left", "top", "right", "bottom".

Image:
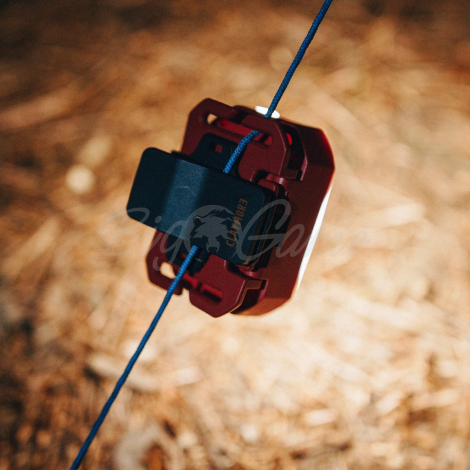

{"left": 1, "top": 0, "right": 469, "bottom": 469}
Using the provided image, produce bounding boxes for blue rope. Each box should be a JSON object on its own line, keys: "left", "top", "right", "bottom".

{"left": 70, "top": 246, "right": 199, "bottom": 470}
{"left": 223, "top": 0, "right": 333, "bottom": 173}
{"left": 70, "top": 1, "right": 333, "bottom": 468}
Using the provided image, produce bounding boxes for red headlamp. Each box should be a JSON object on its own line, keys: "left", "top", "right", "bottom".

{"left": 127, "top": 98, "right": 334, "bottom": 317}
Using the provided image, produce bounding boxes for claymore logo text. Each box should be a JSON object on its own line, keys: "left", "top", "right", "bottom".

{"left": 226, "top": 198, "right": 248, "bottom": 248}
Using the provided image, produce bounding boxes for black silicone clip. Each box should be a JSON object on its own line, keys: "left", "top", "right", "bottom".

{"left": 127, "top": 135, "right": 277, "bottom": 266}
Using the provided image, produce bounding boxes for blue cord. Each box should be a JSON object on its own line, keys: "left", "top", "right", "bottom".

{"left": 224, "top": 0, "right": 333, "bottom": 173}
{"left": 70, "top": 1, "right": 333, "bottom": 468}
{"left": 70, "top": 246, "right": 199, "bottom": 470}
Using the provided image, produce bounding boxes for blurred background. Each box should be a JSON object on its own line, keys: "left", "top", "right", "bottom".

{"left": 1, "top": 0, "right": 469, "bottom": 468}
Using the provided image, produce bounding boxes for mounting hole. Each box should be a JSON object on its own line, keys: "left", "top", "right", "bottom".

{"left": 209, "top": 142, "right": 224, "bottom": 154}
{"left": 160, "top": 262, "right": 175, "bottom": 279}
{"left": 207, "top": 113, "right": 218, "bottom": 124}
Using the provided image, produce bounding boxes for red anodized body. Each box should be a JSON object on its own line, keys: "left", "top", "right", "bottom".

{"left": 145, "top": 98, "right": 334, "bottom": 317}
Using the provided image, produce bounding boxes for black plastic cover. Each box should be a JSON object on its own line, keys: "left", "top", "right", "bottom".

{"left": 127, "top": 147, "right": 276, "bottom": 266}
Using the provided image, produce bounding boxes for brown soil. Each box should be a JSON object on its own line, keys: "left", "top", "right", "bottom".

{"left": 1, "top": 0, "right": 469, "bottom": 469}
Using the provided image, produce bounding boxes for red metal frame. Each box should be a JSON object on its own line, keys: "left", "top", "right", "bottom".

{"left": 146, "top": 98, "right": 334, "bottom": 317}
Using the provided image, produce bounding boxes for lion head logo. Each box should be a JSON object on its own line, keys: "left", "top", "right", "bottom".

{"left": 189, "top": 207, "right": 233, "bottom": 253}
